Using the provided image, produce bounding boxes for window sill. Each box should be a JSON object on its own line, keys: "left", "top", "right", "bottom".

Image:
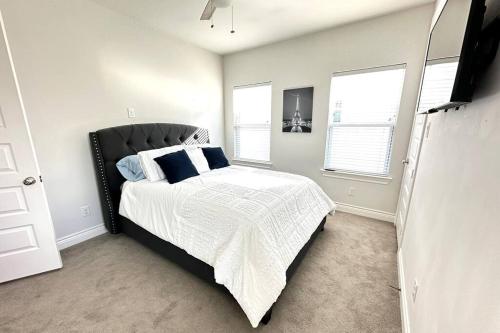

{"left": 232, "top": 158, "right": 273, "bottom": 169}
{"left": 320, "top": 169, "right": 392, "bottom": 185}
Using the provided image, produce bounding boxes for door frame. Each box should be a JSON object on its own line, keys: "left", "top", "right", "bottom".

{"left": 394, "top": 13, "right": 436, "bottom": 247}
{"left": 395, "top": 113, "right": 427, "bottom": 247}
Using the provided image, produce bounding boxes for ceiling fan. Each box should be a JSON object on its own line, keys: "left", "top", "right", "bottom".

{"left": 200, "top": 0, "right": 232, "bottom": 20}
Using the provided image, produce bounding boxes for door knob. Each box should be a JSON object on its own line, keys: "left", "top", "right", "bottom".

{"left": 23, "top": 177, "right": 37, "bottom": 186}
{"left": 402, "top": 158, "right": 409, "bottom": 165}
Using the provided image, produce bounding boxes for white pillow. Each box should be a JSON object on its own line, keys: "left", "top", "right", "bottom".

{"left": 138, "top": 145, "right": 183, "bottom": 181}
{"left": 185, "top": 148, "right": 210, "bottom": 174}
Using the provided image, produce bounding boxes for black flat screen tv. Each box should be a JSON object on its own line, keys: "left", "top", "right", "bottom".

{"left": 449, "top": 0, "right": 486, "bottom": 104}
{"left": 418, "top": 0, "right": 496, "bottom": 113}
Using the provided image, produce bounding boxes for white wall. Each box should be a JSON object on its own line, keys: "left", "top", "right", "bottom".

{"left": 223, "top": 5, "right": 433, "bottom": 217}
{"left": 0, "top": 0, "right": 223, "bottom": 239}
{"left": 400, "top": 22, "right": 500, "bottom": 333}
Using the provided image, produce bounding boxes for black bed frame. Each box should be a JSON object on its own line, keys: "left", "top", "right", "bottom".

{"left": 89, "top": 123, "right": 326, "bottom": 326}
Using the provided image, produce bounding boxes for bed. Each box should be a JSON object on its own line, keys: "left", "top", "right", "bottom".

{"left": 89, "top": 123, "right": 335, "bottom": 327}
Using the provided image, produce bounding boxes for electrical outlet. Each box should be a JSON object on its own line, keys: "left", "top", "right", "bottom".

{"left": 348, "top": 186, "right": 355, "bottom": 197}
{"left": 127, "top": 107, "right": 136, "bottom": 118}
{"left": 412, "top": 279, "right": 419, "bottom": 302}
{"left": 80, "top": 205, "right": 91, "bottom": 218}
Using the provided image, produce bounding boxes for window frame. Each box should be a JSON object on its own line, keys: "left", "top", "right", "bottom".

{"left": 232, "top": 81, "right": 272, "bottom": 164}
{"left": 323, "top": 64, "right": 407, "bottom": 178}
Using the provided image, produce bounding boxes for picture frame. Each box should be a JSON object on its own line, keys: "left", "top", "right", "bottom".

{"left": 282, "top": 87, "right": 314, "bottom": 133}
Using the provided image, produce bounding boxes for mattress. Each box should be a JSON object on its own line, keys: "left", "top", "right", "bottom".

{"left": 119, "top": 165, "right": 335, "bottom": 327}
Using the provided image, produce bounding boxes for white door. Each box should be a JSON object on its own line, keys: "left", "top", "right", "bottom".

{"left": 395, "top": 113, "right": 427, "bottom": 247}
{"left": 0, "top": 12, "right": 61, "bottom": 283}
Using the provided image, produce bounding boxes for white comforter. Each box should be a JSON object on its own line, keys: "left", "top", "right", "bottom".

{"left": 119, "top": 165, "right": 335, "bottom": 327}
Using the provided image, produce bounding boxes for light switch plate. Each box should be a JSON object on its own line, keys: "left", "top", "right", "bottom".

{"left": 127, "top": 107, "right": 136, "bottom": 118}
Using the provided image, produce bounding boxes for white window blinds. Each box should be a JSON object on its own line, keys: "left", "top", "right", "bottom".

{"left": 418, "top": 58, "right": 459, "bottom": 113}
{"left": 324, "top": 65, "right": 406, "bottom": 176}
{"left": 233, "top": 83, "right": 272, "bottom": 162}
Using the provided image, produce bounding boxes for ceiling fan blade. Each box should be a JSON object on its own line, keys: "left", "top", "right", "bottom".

{"left": 200, "top": 0, "right": 216, "bottom": 20}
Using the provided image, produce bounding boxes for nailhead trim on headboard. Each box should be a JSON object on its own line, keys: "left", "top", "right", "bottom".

{"left": 90, "top": 132, "right": 118, "bottom": 233}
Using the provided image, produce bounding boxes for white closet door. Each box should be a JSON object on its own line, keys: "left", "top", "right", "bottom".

{"left": 395, "top": 113, "right": 427, "bottom": 247}
{"left": 0, "top": 12, "right": 61, "bottom": 283}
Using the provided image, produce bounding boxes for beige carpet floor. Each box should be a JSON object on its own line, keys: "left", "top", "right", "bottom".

{"left": 0, "top": 212, "right": 401, "bottom": 332}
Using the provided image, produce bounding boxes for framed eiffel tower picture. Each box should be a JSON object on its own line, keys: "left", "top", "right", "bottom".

{"left": 282, "top": 87, "right": 314, "bottom": 133}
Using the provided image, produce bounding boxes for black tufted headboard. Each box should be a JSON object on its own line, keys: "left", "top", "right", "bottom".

{"left": 89, "top": 123, "right": 209, "bottom": 234}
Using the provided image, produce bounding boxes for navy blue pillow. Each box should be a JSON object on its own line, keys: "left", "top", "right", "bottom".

{"left": 154, "top": 150, "right": 199, "bottom": 184}
{"left": 202, "top": 147, "right": 230, "bottom": 170}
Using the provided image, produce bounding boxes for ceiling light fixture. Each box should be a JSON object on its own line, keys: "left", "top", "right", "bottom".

{"left": 200, "top": 0, "right": 236, "bottom": 34}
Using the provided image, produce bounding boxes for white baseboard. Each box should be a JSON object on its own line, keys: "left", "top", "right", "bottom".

{"left": 335, "top": 202, "right": 395, "bottom": 223}
{"left": 56, "top": 223, "right": 107, "bottom": 250}
{"left": 398, "top": 249, "right": 411, "bottom": 333}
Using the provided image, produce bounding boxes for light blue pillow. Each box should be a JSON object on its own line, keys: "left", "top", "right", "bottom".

{"left": 116, "top": 155, "right": 145, "bottom": 181}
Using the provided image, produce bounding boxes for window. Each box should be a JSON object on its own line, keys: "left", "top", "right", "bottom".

{"left": 233, "top": 83, "right": 272, "bottom": 162}
{"left": 324, "top": 65, "right": 406, "bottom": 176}
{"left": 418, "top": 58, "right": 459, "bottom": 113}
